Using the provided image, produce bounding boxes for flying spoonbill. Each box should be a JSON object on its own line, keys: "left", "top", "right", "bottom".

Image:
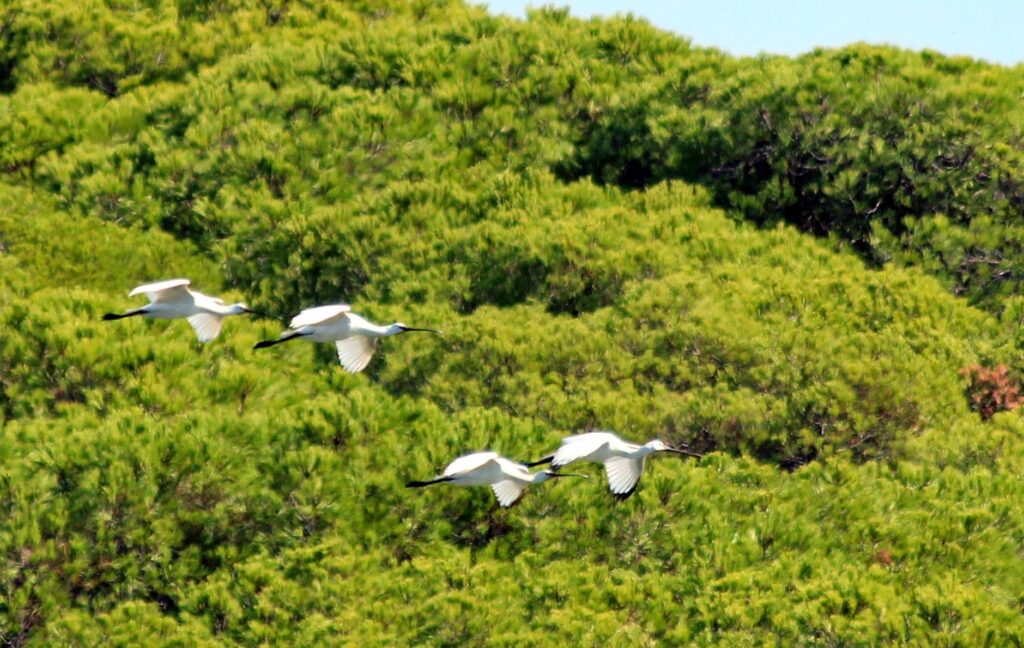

{"left": 406, "top": 451, "right": 586, "bottom": 507}
{"left": 102, "top": 279, "right": 255, "bottom": 342}
{"left": 253, "top": 304, "right": 440, "bottom": 373}
{"left": 526, "top": 431, "right": 701, "bottom": 500}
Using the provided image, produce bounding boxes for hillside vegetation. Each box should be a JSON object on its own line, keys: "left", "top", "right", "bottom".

{"left": 2, "top": 1, "right": 1024, "bottom": 644}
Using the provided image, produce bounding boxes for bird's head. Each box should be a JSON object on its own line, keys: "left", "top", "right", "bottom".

{"left": 645, "top": 439, "right": 703, "bottom": 458}
{"left": 229, "top": 303, "right": 259, "bottom": 316}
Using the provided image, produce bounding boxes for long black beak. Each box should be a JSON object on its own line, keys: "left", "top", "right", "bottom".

{"left": 546, "top": 471, "right": 588, "bottom": 479}
{"left": 402, "top": 327, "right": 442, "bottom": 334}
{"left": 668, "top": 448, "right": 703, "bottom": 459}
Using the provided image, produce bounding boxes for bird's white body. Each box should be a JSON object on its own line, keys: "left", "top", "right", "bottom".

{"left": 549, "top": 431, "right": 685, "bottom": 499}
{"left": 109, "top": 279, "right": 250, "bottom": 342}
{"left": 287, "top": 306, "right": 398, "bottom": 342}
{"left": 415, "top": 451, "right": 563, "bottom": 507}
{"left": 258, "top": 304, "right": 437, "bottom": 374}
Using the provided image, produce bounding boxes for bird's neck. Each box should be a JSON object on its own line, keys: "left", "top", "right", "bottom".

{"left": 362, "top": 325, "right": 398, "bottom": 338}
{"left": 203, "top": 302, "right": 235, "bottom": 315}
{"left": 348, "top": 317, "right": 395, "bottom": 337}
{"left": 530, "top": 471, "right": 553, "bottom": 485}
{"left": 636, "top": 444, "right": 658, "bottom": 458}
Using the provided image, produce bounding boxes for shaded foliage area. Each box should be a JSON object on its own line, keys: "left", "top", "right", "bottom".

{"left": 555, "top": 42, "right": 1024, "bottom": 310}
{"left": 2, "top": 1, "right": 1024, "bottom": 645}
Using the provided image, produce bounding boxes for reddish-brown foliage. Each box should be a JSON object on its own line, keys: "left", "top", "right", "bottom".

{"left": 960, "top": 364, "right": 1023, "bottom": 420}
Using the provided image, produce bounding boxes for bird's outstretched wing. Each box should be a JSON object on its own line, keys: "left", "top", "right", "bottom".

{"left": 187, "top": 313, "right": 224, "bottom": 343}
{"left": 490, "top": 480, "right": 527, "bottom": 508}
{"left": 603, "top": 456, "right": 644, "bottom": 500}
{"left": 335, "top": 336, "right": 378, "bottom": 373}
{"left": 130, "top": 279, "right": 192, "bottom": 303}
{"left": 290, "top": 304, "right": 351, "bottom": 329}
{"left": 443, "top": 452, "right": 500, "bottom": 478}
{"left": 552, "top": 432, "right": 617, "bottom": 468}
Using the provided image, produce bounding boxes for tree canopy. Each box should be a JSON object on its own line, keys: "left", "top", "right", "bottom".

{"left": 2, "top": 1, "right": 1024, "bottom": 644}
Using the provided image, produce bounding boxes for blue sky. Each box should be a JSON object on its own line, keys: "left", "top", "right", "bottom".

{"left": 482, "top": 1, "right": 1024, "bottom": 66}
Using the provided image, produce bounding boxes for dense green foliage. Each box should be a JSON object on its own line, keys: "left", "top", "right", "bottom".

{"left": 2, "top": 0, "right": 1024, "bottom": 644}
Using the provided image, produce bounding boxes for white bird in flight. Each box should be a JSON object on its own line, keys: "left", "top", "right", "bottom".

{"left": 406, "top": 451, "right": 586, "bottom": 507}
{"left": 526, "top": 431, "right": 702, "bottom": 500}
{"left": 253, "top": 304, "right": 440, "bottom": 373}
{"left": 102, "top": 279, "right": 255, "bottom": 342}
